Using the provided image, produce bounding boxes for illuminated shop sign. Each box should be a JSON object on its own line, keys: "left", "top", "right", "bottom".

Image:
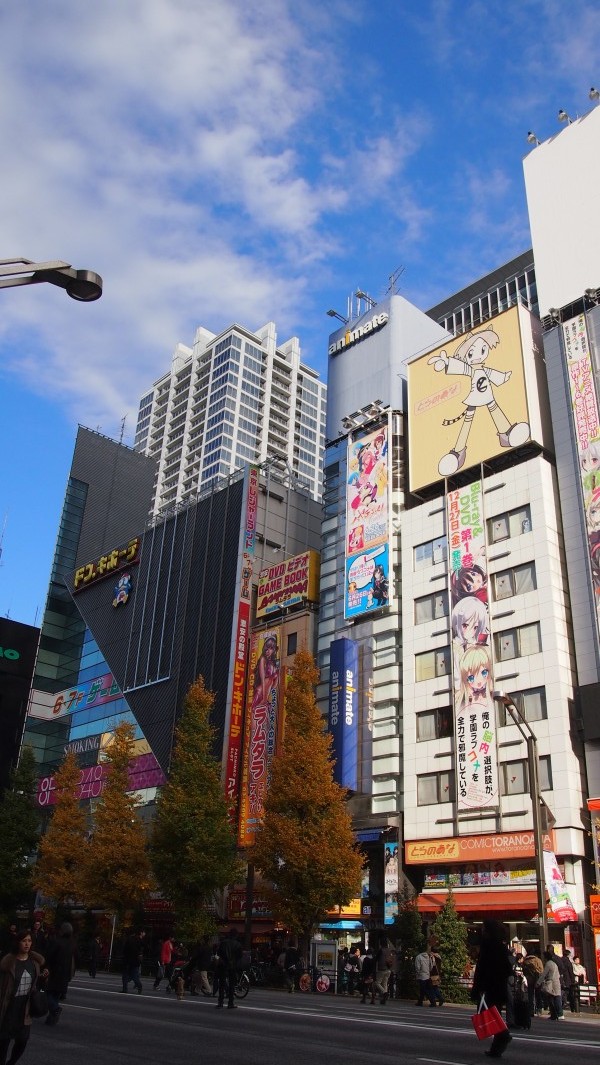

{"left": 405, "top": 829, "right": 555, "bottom": 864}
{"left": 328, "top": 312, "right": 388, "bottom": 356}
{"left": 328, "top": 637, "right": 359, "bottom": 791}
{"left": 73, "top": 537, "right": 140, "bottom": 592}
{"left": 28, "top": 672, "right": 121, "bottom": 721}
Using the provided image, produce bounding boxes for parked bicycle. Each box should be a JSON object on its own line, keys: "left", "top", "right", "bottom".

{"left": 298, "top": 965, "right": 331, "bottom": 993}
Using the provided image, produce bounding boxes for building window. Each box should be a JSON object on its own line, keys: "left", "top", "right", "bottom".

{"left": 414, "top": 590, "right": 449, "bottom": 625}
{"left": 500, "top": 755, "right": 552, "bottom": 795}
{"left": 287, "top": 632, "right": 298, "bottom": 656}
{"left": 487, "top": 504, "right": 532, "bottom": 544}
{"left": 415, "top": 646, "right": 451, "bottom": 682}
{"left": 493, "top": 561, "right": 537, "bottom": 600}
{"left": 416, "top": 706, "right": 453, "bottom": 741}
{"left": 494, "top": 623, "right": 541, "bottom": 661}
{"left": 417, "top": 769, "right": 455, "bottom": 805}
{"left": 496, "top": 687, "right": 547, "bottom": 726}
{"left": 414, "top": 536, "right": 447, "bottom": 571}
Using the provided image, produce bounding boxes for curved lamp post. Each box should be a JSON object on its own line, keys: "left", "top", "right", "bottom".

{"left": 0, "top": 258, "right": 102, "bottom": 301}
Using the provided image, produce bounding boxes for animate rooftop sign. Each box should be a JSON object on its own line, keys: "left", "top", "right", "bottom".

{"left": 328, "top": 311, "right": 389, "bottom": 356}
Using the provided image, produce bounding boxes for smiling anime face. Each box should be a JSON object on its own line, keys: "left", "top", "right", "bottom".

{"left": 466, "top": 664, "right": 489, "bottom": 699}
{"left": 464, "top": 337, "right": 489, "bottom": 365}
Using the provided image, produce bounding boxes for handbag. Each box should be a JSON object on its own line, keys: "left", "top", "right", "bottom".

{"left": 471, "top": 995, "right": 508, "bottom": 1040}
{"left": 29, "top": 987, "right": 49, "bottom": 1018}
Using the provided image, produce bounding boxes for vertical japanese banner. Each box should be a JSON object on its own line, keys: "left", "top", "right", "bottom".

{"left": 562, "top": 314, "right": 600, "bottom": 640}
{"left": 224, "top": 465, "right": 259, "bottom": 822}
{"left": 447, "top": 480, "right": 499, "bottom": 811}
{"left": 238, "top": 627, "right": 282, "bottom": 847}
{"left": 328, "top": 637, "right": 359, "bottom": 790}
{"left": 543, "top": 851, "right": 578, "bottom": 923}
{"left": 344, "top": 421, "right": 392, "bottom": 619}
{"left": 384, "top": 841, "right": 399, "bottom": 925}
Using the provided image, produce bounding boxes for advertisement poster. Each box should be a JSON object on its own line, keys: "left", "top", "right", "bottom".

{"left": 344, "top": 422, "right": 391, "bottom": 619}
{"left": 256, "top": 550, "right": 320, "bottom": 618}
{"left": 543, "top": 850, "right": 578, "bottom": 923}
{"left": 28, "top": 673, "right": 121, "bottom": 721}
{"left": 448, "top": 481, "right": 499, "bottom": 810}
{"left": 238, "top": 627, "right": 282, "bottom": 846}
{"left": 328, "top": 638, "right": 359, "bottom": 791}
{"left": 562, "top": 314, "right": 600, "bottom": 639}
{"left": 408, "top": 306, "right": 531, "bottom": 492}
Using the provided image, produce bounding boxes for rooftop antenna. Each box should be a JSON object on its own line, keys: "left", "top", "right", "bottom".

{"left": 387, "top": 266, "right": 405, "bottom": 295}
{"left": 0, "top": 514, "right": 7, "bottom": 567}
{"left": 119, "top": 415, "right": 127, "bottom": 444}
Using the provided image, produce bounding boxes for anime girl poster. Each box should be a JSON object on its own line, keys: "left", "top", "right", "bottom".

{"left": 345, "top": 423, "right": 391, "bottom": 619}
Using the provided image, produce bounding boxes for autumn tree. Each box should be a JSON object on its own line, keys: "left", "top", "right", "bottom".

{"left": 252, "top": 650, "right": 363, "bottom": 953}
{"left": 34, "top": 750, "right": 88, "bottom": 912}
{"left": 151, "top": 677, "right": 242, "bottom": 941}
{"left": 391, "top": 887, "right": 425, "bottom": 999}
{"left": 429, "top": 888, "right": 470, "bottom": 1002}
{"left": 0, "top": 747, "right": 40, "bottom": 921}
{"left": 82, "top": 721, "right": 153, "bottom": 919}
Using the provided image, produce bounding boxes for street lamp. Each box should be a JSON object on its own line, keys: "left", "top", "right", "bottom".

{"left": 493, "top": 690, "right": 549, "bottom": 952}
{"left": 0, "top": 258, "right": 103, "bottom": 301}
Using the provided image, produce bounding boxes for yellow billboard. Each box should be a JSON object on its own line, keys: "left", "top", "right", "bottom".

{"left": 255, "top": 550, "right": 320, "bottom": 619}
{"left": 408, "top": 306, "right": 531, "bottom": 492}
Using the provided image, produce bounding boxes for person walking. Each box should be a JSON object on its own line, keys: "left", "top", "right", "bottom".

{"left": 359, "top": 948, "right": 375, "bottom": 1003}
{"left": 371, "top": 938, "right": 392, "bottom": 1005}
{"left": 571, "top": 953, "right": 587, "bottom": 1013}
{"left": 187, "top": 935, "right": 214, "bottom": 996}
{"left": 428, "top": 949, "right": 444, "bottom": 1007}
{"left": 120, "top": 930, "right": 145, "bottom": 995}
{"left": 537, "top": 948, "right": 563, "bottom": 1020}
{"left": 472, "top": 919, "right": 514, "bottom": 1058}
{"left": 215, "top": 929, "right": 242, "bottom": 1009}
{"left": 283, "top": 942, "right": 300, "bottom": 994}
{"left": 415, "top": 946, "right": 436, "bottom": 1007}
{"left": 88, "top": 935, "right": 102, "bottom": 979}
{"left": 522, "top": 950, "right": 543, "bottom": 1017}
{"left": 153, "top": 936, "right": 174, "bottom": 991}
{"left": 0, "top": 928, "right": 45, "bottom": 1065}
{"left": 44, "top": 922, "right": 75, "bottom": 1027}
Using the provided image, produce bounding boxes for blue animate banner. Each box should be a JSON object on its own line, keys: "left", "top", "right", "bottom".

{"left": 328, "top": 638, "right": 359, "bottom": 791}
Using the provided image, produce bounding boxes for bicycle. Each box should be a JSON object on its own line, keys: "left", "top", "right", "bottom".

{"left": 234, "top": 970, "right": 250, "bottom": 999}
{"left": 298, "top": 966, "right": 331, "bottom": 993}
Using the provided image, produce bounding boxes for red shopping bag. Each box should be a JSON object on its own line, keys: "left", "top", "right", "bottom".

{"left": 471, "top": 996, "right": 508, "bottom": 1040}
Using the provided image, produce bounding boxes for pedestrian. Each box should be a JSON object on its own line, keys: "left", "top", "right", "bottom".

{"left": 346, "top": 947, "right": 361, "bottom": 997}
{"left": 0, "top": 928, "right": 45, "bottom": 1065}
{"left": 153, "top": 936, "right": 174, "bottom": 991}
{"left": 537, "top": 948, "right": 563, "bottom": 1020}
{"left": 215, "top": 928, "right": 242, "bottom": 1009}
{"left": 415, "top": 945, "right": 436, "bottom": 1007}
{"left": 521, "top": 950, "right": 543, "bottom": 1017}
{"left": 371, "top": 937, "right": 392, "bottom": 1005}
{"left": 283, "top": 942, "right": 301, "bottom": 994}
{"left": 359, "top": 948, "right": 375, "bottom": 1003}
{"left": 561, "top": 949, "right": 577, "bottom": 1012}
{"left": 88, "top": 935, "right": 102, "bottom": 979}
{"left": 187, "top": 935, "right": 214, "bottom": 996}
{"left": 571, "top": 953, "right": 587, "bottom": 1014}
{"left": 472, "top": 919, "right": 514, "bottom": 1058}
{"left": 120, "top": 929, "right": 145, "bottom": 995}
{"left": 428, "top": 949, "right": 444, "bottom": 1007}
{"left": 44, "top": 922, "right": 75, "bottom": 1027}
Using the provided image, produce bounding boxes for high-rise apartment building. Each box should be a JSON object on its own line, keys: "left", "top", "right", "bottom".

{"left": 134, "top": 320, "right": 327, "bottom": 512}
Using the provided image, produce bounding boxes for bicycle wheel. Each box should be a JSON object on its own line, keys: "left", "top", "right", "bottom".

{"left": 234, "top": 973, "right": 250, "bottom": 999}
{"left": 315, "top": 973, "right": 330, "bottom": 993}
{"left": 298, "top": 972, "right": 312, "bottom": 992}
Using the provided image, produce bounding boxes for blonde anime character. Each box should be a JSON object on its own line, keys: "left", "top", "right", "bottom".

{"left": 457, "top": 645, "right": 493, "bottom": 713}
{"left": 428, "top": 328, "right": 530, "bottom": 477}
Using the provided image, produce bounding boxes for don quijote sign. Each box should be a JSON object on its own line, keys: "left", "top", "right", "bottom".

{"left": 256, "top": 550, "right": 320, "bottom": 619}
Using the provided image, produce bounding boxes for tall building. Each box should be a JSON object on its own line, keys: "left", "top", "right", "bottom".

{"left": 134, "top": 320, "right": 327, "bottom": 512}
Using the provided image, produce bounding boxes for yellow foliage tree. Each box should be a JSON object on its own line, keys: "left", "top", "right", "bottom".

{"left": 34, "top": 750, "right": 88, "bottom": 911}
{"left": 252, "top": 650, "right": 363, "bottom": 950}
{"left": 81, "top": 721, "right": 154, "bottom": 919}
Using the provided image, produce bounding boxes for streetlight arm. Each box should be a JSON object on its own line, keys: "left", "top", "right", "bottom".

{"left": 0, "top": 258, "right": 102, "bottom": 301}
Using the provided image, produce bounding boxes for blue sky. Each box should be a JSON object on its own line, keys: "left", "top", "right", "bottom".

{"left": 1, "top": 0, "right": 598, "bottom": 626}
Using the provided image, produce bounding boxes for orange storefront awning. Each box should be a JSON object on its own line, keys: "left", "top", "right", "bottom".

{"left": 417, "top": 889, "right": 538, "bottom": 915}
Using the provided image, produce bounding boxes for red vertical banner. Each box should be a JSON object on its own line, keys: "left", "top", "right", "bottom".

{"left": 224, "top": 466, "right": 259, "bottom": 821}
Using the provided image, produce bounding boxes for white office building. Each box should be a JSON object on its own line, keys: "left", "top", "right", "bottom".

{"left": 135, "top": 320, "right": 326, "bottom": 512}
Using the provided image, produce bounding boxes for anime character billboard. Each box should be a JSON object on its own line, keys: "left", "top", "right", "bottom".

{"left": 238, "top": 627, "right": 282, "bottom": 847}
{"left": 448, "top": 481, "right": 499, "bottom": 810}
{"left": 561, "top": 314, "right": 600, "bottom": 641}
{"left": 345, "top": 422, "right": 391, "bottom": 619}
{"left": 408, "top": 306, "right": 531, "bottom": 492}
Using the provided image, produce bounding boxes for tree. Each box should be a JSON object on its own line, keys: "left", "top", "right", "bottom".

{"left": 429, "top": 888, "right": 470, "bottom": 1002}
{"left": 34, "top": 749, "right": 88, "bottom": 913}
{"left": 151, "top": 677, "right": 242, "bottom": 941}
{"left": 252, "top": 650, "right": 363, "bottom": 952}
{"left": 391, "top": 887, "right": 424, "bottom": 999}
{"left": 0, "top": 747, "right": 40, "bottom": 921}
{"left": 82, "top": 721, "right": 153, "bottom": 919}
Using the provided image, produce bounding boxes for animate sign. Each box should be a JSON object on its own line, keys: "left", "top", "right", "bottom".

{"left": 0, "top": 646, "right": 20, "bottom": 660}
{"left": 255, "top": 549, "right": 320, "bottom": 618}
{"left": 73, "top": 536, "right": 140, "bottom": 592}
{"left": 328, "top": 312, "right": 389, "bottom": 356}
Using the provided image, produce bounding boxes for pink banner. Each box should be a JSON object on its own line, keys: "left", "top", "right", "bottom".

{"left": 37, "top": 752, "right": 166, "bottom": 807}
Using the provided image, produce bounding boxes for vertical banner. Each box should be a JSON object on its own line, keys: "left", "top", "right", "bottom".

{"left": 328, "top": 638, "right": 359, "bottom": 790}
{"left": 344, "top": 421, "right": 391, "bottom": 619}
{"left": 543, "top": 851, "right": 578, "bottom": 923}
{"left": 562, "top": 314, "right": 600, "bottom": 639}
{"left": 238, "top": 628, "right": 282, "bottom": 847}
{"left": 384, "top": 842, "right": 399, "bottom": 925}
{"left": 224, "top": 465, "right": 259, "bottom": 820}
{"left": 448, "top": 480, "right": 499, "bottom": 810}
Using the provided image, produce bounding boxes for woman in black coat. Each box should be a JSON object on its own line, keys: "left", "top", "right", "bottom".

{"left": 472, "top": 920, "right": 514, "bottom": 1059}
{"left": 0, "top": 929, "right": 45, "bottom": 1065}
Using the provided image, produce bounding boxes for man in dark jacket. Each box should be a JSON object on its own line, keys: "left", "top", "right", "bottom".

{"left": 472, "top": 920, "right": 514, "bottom": 1058}
{"left": 216, "top": 929, "right": 242, "bottom": 1009}
{"left": 120, "top": 930, "right": 145, "bottom": 994}
{"left": 44, "top": 922, "right": 75, "bottom": 1026}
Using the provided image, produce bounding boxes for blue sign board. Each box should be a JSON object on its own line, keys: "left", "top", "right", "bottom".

{"left": 328, "top": 638, "right": 359, "bottom": 791}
